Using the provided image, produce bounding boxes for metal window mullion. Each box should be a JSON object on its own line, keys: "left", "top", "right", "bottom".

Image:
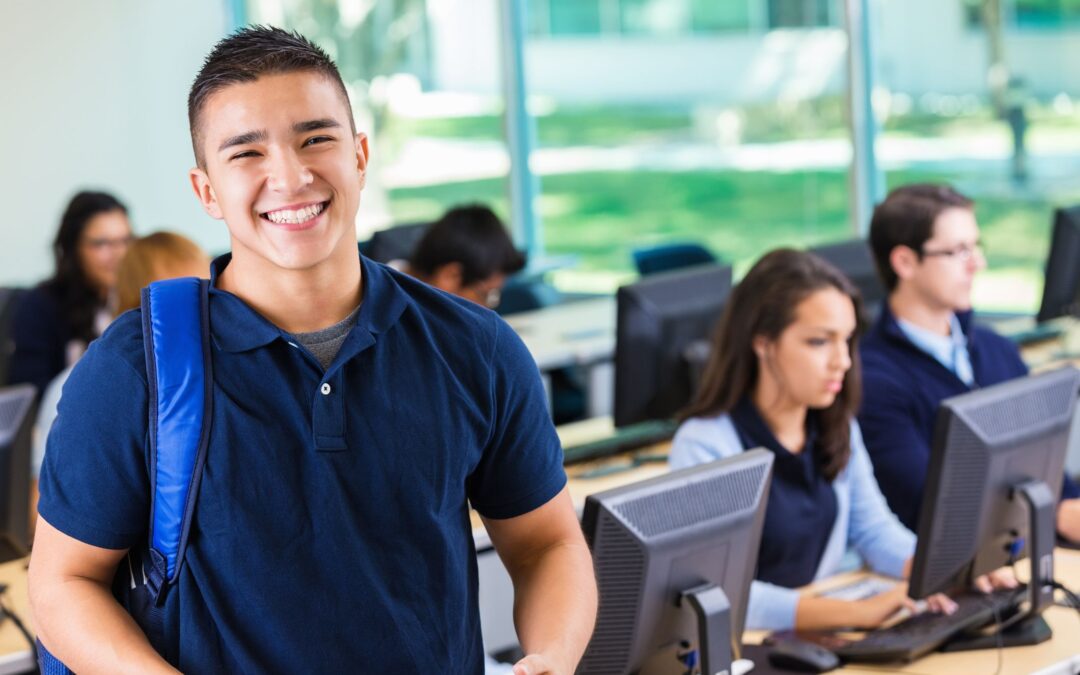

{"left": 499, "top": 0, "right": 544, "bottom": 259}
{"left": 844, "top": 0, "right": 885, "bottom": 236}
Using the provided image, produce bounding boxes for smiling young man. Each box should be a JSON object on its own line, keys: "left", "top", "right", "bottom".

{"left": 29, "top": 27, "right": 596, "bottom": 674}
{"left": 857, "top": 183, "right": 1080, "bottom": 542}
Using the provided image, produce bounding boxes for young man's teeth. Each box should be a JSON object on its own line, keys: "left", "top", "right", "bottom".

{"left": 266, "top": 202, "right": 324, "bottom": 224}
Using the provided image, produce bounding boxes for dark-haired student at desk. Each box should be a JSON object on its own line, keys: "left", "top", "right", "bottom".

{"left": 10, "top": 191, "right": 131, "bottom": 394}
{"left": 670, "top": 249, "right": 977, "bottom": 633}
{"left": 858, "top": 184, "right": 1080, "bottom": 543}
{"left": 407, "top": 204, "right": 525, "bottom": 309}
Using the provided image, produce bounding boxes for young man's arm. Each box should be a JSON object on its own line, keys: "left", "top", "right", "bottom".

{"left": 482, "top": 487, "right": 597, "bottom": 675}
{"left": 29, "top": 518, "right": 178, "bottom": 675}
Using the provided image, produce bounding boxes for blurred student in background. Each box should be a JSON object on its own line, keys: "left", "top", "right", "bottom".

{"left": 858, "top": 183, "right": 1080, "bottom": 542}
{"left": 10, "top": 191, "right": 132, "bottom": 394}
{"left": 407, "top": 204, "right": 525, "bottom": 309}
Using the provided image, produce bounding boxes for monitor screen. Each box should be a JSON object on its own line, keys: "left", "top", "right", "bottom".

{"left": 1036, "top": 207, "right": 1080, "bottom": 323}
{"left": 364, "top": 221, "right": 431, "bottom": 265}
{"left": 0, "top": 383, "right": 36, "bottom": 563}
{"left": 614, "top": 264, "right": 733, "bottom": 428}
{"left": 909, "top": 367, "right": 1080, "bottom": 604}
{"left": 808, "top": 239, "right": 885, "bottom": 318}
{"left": 579, "top": 448, "right": 772, "bottom": 675}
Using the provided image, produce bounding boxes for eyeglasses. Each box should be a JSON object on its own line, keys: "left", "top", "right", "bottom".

{"left": 81, "top": 235, "right": 133, "bottom": 252}
{"left": 921, "top": 243, "right": 985, "bottom": 262}
{"left": 482, "top": 287, "right": 502, "bottom": 309}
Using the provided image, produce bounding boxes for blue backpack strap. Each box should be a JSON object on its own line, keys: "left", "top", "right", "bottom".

{"left": 141, "top": 276, "right": 213, "bottom": 598}
{"left": 38, "top": 277, "right": 213, "bottom": 672}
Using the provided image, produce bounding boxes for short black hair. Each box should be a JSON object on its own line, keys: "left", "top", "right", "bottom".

{"left": 869, "top": 183, "right": 974, "bottom": 292}
{"left": 410, "top": 205, "right": 526, "bottom": 286}
{"left": 188, "top": 25, "right": 354, "bottom": 167}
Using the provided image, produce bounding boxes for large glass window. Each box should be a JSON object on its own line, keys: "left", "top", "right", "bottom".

{"left": 768, "top": 0, "right": 836, "bottom": 28}
{"left": 524, "top": 4, "right": 852, "bottom": 292}
{"left": 1014, "top": 0, "right": 1080, "bottom": 27}
{"left": 530, "top": 0, "right": 754, "bottom": 37}
{"left": 247, "top": 0, "right": 513, "bottom": 241}
{"left": 875, "top": 0, "right": 1080, "bottom": 312}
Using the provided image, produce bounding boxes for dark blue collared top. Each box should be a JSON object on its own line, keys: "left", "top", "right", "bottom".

{"left": 858, "top": 303, "right": 1080, "bottom": 532}
{"left": 38, "top": 253, "right": 566, "bottom": 674}
{"left": 730, "top": 397, "right": 838, "bottom": 588}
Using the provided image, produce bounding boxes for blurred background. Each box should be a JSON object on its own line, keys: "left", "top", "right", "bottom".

{"left": 4, "top": 0, "right": 1080, "bottom": 312}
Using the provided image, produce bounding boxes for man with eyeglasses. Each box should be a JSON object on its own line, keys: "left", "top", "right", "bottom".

{"left": 857, "top": 183, "right": 1080, "bottom": 541}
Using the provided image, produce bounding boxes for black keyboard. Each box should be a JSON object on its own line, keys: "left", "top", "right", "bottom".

{"left": 834, "top": 588, "right": 1023, "bottom": 663}
{"left": 561, "top": 420, "right": 676, "bottom": 464}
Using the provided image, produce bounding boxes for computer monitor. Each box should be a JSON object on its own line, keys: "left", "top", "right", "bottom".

{"left": 1036, "top": 207, "right": 1080, "bottom": 323}
{"left": 0, "top": 384, "right": 36, "bottom": 563}
{"left": 909, "top": 366, "right": 1080, "bottom": 643}
{"left": 614, "top": 264, "right": 733, "bottom": 428}
{"left": 808, "top": 239, "right": 886, "bottom": 319}
{"left": 363, "top": 221, "right": 431, "bottom": 265}
{"left": 579, "top": 449, "right": 773, "bottom": 675}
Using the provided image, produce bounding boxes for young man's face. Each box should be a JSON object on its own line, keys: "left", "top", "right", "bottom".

{"left": 904, "top": 207, "right": 986, "bottom": 312}
{"left": 189, "top": 71, "right": 367, "bottom": 273}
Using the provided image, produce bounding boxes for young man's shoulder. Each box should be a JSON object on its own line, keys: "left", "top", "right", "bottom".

{"left": 384, "top": 263, "right": 503, "bottom": 341}
{"left": 85, "top": 308, "right": 149, "bottom": 381}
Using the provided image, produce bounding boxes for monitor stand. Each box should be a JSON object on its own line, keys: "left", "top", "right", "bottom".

{"left": 942, "top": 479, "right": 1057, "bottom": 652}
{"left": 679, "top": 583, "right": 732, "bottom": 675}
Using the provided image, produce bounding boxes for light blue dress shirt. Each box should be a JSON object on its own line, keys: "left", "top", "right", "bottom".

{"left": 896, "top": 313, "right": 975, "bottom": 386}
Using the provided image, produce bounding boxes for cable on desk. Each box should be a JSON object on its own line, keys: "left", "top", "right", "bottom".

{"left": 1049, "top": 580, "right": 1080, "bottom": 620}
{"left": 985, "top": 596, "right": 1004, "bottom": 675}
{"left": 0, "top": 587, "right": 37, "bottom": 666}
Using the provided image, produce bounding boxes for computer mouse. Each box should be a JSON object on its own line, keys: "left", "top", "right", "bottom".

{"left": 766, "top": 637, "right": 840, "bottom": 673}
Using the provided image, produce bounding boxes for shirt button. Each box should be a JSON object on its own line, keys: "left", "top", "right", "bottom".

{"left": 320, "top": 383, "right": 332, "bottom": 395}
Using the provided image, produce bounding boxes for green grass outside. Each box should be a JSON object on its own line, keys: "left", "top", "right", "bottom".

{"left": 382, "top": 98, "right": 1080, "bottom": 147}
{"left": 387, "top": 167, "right": 1077, "bottom": 311}
{"left": 383, "top": 102, "right": 1080, "bottom": 311}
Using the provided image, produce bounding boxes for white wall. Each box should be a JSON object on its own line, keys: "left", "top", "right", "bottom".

{"left": 0, "top": 0, "right": 231, "bottom": 287}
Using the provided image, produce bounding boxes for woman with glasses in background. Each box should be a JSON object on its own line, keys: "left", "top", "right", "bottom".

{"left": 10, "top": 191, "right": 132, "bottom": 394}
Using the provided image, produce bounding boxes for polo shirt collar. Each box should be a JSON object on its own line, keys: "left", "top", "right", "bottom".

{"left": 730, "top": 395, "right": 822, "bottom": 487}
{"left": 207, "top": 250, "right": 409, "bottom": 354}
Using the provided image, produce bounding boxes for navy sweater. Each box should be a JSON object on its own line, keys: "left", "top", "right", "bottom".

{"left": 858, "top": 304, "right": 1080, "bottom": 532}
{"left": 9, "top": 286, "right": 70, "bottom": 394}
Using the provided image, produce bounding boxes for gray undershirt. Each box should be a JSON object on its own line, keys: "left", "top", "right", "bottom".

{"left": 290, "top": 303, "right": 362, "bottom": 371}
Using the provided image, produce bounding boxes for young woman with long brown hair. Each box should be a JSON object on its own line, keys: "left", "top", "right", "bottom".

{"left": 671, "top": 248, "right": 980, "bottom": 632}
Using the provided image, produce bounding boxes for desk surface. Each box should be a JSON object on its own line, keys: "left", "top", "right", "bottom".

{"left": 743, "top": 549, "right": 1080, "bottom": 674}
{"left": 503, "top": 296, "right": 615, "bottom": 371}
{"left": 1019, "top": 317, "right": 1080, "bottom": 372}
{"left": 0, "top": 558, "right": 33, "bottom": 675}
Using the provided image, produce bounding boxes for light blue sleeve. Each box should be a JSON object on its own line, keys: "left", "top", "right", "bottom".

{"left": 672, "top": 417, "right": 800, "bottom": 631}
{"left": 747, "top": 579, "right": 801, "bottom": 632}
{"left": 845, "top": 421, "right": 916, "bottom": 578}
{"left": 32, "top": 366, "right": 72, "bottom": 479}
{"left": 669, "top": 416, "right": 741, "bottom": 470}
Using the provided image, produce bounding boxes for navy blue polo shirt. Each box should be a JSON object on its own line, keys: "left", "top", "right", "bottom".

{"left": 858, "top": 304, "right": 1080, "bottom": 532}
{"left": 38, "top": 253, "right": 566, "bottom": 673}
{"left": 729, "top": 397, "right": 838, "bottom": 588}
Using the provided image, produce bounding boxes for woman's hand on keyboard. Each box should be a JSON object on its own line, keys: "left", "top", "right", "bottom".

{"left": 973, "top": 567, "right": 1019, "bottom": 594}
{"left": 854, "top": 585, "right": 957, "bottom": 629}
{"left": 852, "top": 584, "right": 916, "bottom": 629}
